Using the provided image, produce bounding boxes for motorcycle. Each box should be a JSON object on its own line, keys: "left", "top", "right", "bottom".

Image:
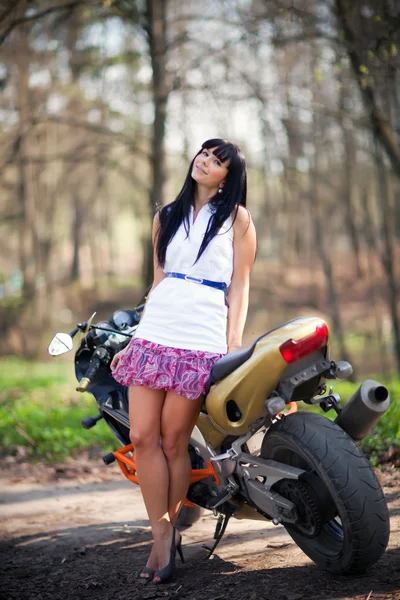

{"left": 48, "top": 300, "right": 391, "bottom": 574}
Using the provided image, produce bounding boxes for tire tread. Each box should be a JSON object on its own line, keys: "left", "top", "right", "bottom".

{"left": 262, "top": 412, "right": 390, "bottom": 574}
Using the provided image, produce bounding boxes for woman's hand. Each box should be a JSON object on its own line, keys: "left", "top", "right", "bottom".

{"left": 110, "top": 349, "right": 126, "bottom": 371}
{"left": 227, "top": 343, "right": 242, "bottom": 353}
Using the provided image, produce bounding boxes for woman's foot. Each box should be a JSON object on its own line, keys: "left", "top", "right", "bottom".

{"left": 153, "top": 525, "right": 181, "bottom": 584}
{"left": 139, "top": 544, "right": 158, "bottom": 579}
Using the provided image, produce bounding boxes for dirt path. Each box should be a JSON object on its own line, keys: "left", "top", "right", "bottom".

{"left": 0, "top": 460, "right": 399, "bottom": 600}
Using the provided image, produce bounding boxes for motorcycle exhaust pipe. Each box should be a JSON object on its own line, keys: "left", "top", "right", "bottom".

{"left": 334, "top": 379, "right": 390, "bottom": 442}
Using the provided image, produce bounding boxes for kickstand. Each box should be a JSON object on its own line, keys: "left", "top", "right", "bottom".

{"left": 202, "top": 511, "right": 232, "bottom": 558}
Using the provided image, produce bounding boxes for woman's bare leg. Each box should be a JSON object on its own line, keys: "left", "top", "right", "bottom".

{"left": 128, "top": 385, "right": 169, "bottom": 576}
{"left": 161, "top": 393, "right": 204, "bottom": 523}
{"left": 155, "top": 391, "right": 204, "bottom": 580}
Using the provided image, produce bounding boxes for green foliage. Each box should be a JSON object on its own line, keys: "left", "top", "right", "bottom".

{"left": 0, "top": 359, "right": 115, "bottom": 460}
{"left": 300, "top": 379, "right": 399, "bottom": 462}
{"left": 0, "top": 359, "right": 398, "bottom": 464}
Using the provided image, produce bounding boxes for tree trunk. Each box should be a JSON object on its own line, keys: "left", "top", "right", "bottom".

{"left": 70, "top": 190, "right": 83, "bottom": 281}
{"left": 339, "top": 73, "right": 363, "bottom": 278}
{"left": 373, "top": 142, "right": 400, "bottom": 374}
{"left": 309, "top": 167, "right": 355, "bottom": 377}
{"left": 310, "top": 45, "right": 354, "bottom": 378}
{"left": 15, "top": 23, "right": 38, "bottom": 357}
{"left": 65, "top": 6, "right": 89, "bottom": 286}
{"left": 143, "top": 0, "right": 168, "bottom": 287}
{"left": 359, "top": 188, "right": 391, "bottom": 378}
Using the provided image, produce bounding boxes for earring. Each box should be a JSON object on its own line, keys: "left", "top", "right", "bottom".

{"left": 218, "top": 187, "right": 223, "bottom": 194}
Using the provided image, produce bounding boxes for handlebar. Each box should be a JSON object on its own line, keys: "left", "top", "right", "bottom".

{"left": 76, "top": 347, "right": 111, "bottom": 392}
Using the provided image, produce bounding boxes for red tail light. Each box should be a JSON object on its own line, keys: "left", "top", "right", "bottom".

{"left": 279, "top": 323, "right": 329, "bottom": 364}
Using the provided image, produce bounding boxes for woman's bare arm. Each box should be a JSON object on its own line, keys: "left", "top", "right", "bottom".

{"left": 226, "top": 206, "right": 257, "bottom": 352}
{"left": 148, "top": 211, "right": 166, "bottom": 294}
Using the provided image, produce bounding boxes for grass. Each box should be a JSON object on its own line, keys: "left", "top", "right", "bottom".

{"left": 0, "top": 358, "right": 398, "bottom": 463}
{"left": 0, "top": 358, "right": 115, "bottom": 461}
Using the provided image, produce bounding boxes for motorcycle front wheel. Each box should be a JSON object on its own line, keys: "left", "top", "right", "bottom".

{"left": 261, "top": 412, "right": 390, "bottom": 574}
{"left": 176, "top": 504, "right": 204, "bottom": 528}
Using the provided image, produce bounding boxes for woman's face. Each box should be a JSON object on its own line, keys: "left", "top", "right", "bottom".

{"left": 191, "top": 147, "right": 230, "bottom": 189}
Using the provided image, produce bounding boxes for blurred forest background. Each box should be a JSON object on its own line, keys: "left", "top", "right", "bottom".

{"left": 1, "top": 0, "right": 400, "bottom": 379}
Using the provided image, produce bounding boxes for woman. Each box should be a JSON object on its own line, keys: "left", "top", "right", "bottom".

{"left": 110, "top": 138, "right": 257, "bottom": 583}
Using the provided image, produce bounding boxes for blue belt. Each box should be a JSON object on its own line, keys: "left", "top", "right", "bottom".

{"left": 165, "top": 272, "right": 227, "bottom": 292}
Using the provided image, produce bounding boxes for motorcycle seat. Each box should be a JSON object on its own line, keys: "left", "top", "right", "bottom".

{"left": 206, "top": 345, "right": 256, "bottom": 394}
{"left": 204, "top": 318, "right": 302, "bottom": 395}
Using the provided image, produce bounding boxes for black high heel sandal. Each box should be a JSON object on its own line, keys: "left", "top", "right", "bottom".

{"left": 153, "top": 527, "right": 185, "bottom": 584}
{"left": 176, "top": 533, "right": 185, "bottom": 564}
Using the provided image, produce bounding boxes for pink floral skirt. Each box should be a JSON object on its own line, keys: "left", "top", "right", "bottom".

{"left": 111, "top": 337, "right": 225, "bottom": 400}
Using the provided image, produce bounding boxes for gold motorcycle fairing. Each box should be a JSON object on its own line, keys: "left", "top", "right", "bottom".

{"left": 203, "top": 316, "right": 328, "bottom": 437}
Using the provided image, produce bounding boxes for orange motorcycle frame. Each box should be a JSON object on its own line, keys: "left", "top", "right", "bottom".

{"left": 112, "top": 443, "right": 220, "bottom": 507}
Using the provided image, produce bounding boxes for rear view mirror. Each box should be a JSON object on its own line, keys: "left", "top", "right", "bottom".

{"left": 48, "top": 333, "right": 74, "bottom": 356}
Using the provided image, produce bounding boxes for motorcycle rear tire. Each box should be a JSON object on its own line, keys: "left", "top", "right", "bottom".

{"left": 261, "top": 412, "right": 389, "bottom": 574}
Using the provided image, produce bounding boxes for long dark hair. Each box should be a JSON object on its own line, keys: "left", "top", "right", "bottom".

{"left": 157, "top": 138, "right": 247, "bottom": 267}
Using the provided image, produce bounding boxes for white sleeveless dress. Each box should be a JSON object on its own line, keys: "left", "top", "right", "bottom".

{"left": 111, "top": 203, "right": 234, "bottom": 400}
{"left": 134, "top": 203, "right": 234, "bottom": 354}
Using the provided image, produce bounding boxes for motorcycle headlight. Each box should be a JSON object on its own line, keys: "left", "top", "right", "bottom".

{"left": 112, "top": 310, "right": 137, "bottom": 330}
